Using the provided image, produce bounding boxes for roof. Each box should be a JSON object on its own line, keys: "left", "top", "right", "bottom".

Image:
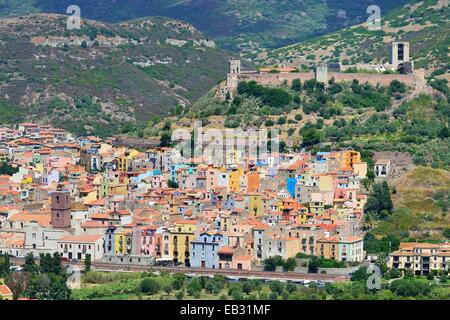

{"left": 59, "top": 235, "right": 103, "bottom": 243}
{"left": 81, "top": 221, "right": 108, "bottom": 228}
{"left": 8, "top": 212, "right": 51, "bottom": 227}
{"left": 0, "top": 285, "right": 13, "bottom": 296}
{"left": 218, "top": 246, "right": 235, "bottom": 254}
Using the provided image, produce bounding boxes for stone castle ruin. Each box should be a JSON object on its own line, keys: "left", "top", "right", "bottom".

{"left": 219, "top": 42, "right": 426, "bottom": 100}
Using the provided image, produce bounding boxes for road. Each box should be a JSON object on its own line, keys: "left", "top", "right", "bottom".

{"left": 10, "top": 257, "right": 350, "bottom": 283}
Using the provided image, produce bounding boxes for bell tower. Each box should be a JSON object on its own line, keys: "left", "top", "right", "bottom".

{"left": 51, "top": 185, "right": 72, "bottom": 229}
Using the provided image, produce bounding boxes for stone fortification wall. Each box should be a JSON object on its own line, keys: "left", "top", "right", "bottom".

{"left": 238, "top": 72, "right": 417, "bottom": 87}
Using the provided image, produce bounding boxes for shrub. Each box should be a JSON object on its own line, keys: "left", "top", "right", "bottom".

{"left": 140, "top": 278, "right": 161, "bottom": 295}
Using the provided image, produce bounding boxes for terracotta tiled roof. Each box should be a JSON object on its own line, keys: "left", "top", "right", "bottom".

{"left": 59, "top": 235, "right": 103, "bottom": 243}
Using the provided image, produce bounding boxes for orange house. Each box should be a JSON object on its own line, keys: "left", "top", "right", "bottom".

{"left": 247, "top": 171, "right": 260, "bottom": 193}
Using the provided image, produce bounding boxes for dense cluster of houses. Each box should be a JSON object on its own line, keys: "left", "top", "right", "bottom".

{"left": 0, "top": 123, "right": 369, "bottom": 271}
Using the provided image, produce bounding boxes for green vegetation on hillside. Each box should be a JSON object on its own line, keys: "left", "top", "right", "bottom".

{"left": 266, "top": 0, "right": 449, "bottom": 74}
{"left": 0, "top": 0, "right": 409, "bottom": 52}
{"left": 0, "top": 14, "right": 232, "bottom": 136}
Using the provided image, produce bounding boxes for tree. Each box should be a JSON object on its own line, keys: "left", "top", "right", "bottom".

{"left": 301, "top": 128, "right": 322, "bottom": 148}
{"left": 439, "top": 126, "right": 449, "bottom": 138}
{"left": 283, "top": 258, "right": 297, "bottom": 272}
{"left": 285, "top": 283, "right": 297, "bottom": 294}
{"left": 269, "top": 281, "right": 284, "bottom": 295}
{"left": 265, "top": 119, "right": 275, "bottom": 127}
{"left": 231, "top": 288, "right": 243, "bottom": 300}
{"left": 228, "top": 283, "right": 243, "bottom": 297}
{"left": 0, "top": 253, "right": 11, "bottom": 278}
{"left": 176, "top": 289, "right": 184, "bottom": 300}
{"left": 308, "top": 256, "right": 320, "bottom": 273}
{"left": 187, "top": 278, "right": 202, "bottom": 296}
{"left": 291, "top": 79, "right": 302, "bottom": 92}
{"left": 172, "top": 273, "right": 185, "bottom": 290}
{"left": 351, "top": 267, "right": 369, "bottom": 282}
{"left": 443, "top": 229, "right": 450, "bottom": 238}
{"left": 168, "top": 179, "right": 179, "bottom": 189}
{"left": 23, "top": 253, "right": 37, "bottom": 273}
{"left": 159, "top": 132, "right": 172, "bottom": 147}
{"left": 364, "top": 182, "right": 394, "bottom": 220}
{"left": 5, "top": 271, "right": 32, "bottom": 300}
{"left": 0, "top": 163, "right": 18, "bottom": 175}
{"left": 277, "top": 116, "right": 287, "bottom": 125}
{"left": 263, "top": 257, "right": 277, "bottom": 272}
{"left": 242, "top": 281, "right": 254, "bottom": 295}
{"left": 27, "top": 273, "right": 70, "bottom": 300}
{"left": 51, "top": 253, "right": 64, "bottom": 275}
{"left": 390, "top": 279, "right": 433, "bottom": 297}
{"left": 84, "top": 254, "right": 92, "bottom": 273}
{"left": 139, "top": 278, "right": 161, "bottom": 295}
{"left": 163, "top": 283, "right": 173, "bottom": 296}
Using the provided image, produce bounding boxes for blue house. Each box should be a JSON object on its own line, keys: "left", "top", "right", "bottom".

{"left": 190, "top": 232, "right": 228, "bottom": 269}
{"left": 104, "top": 226, "right": 116, "bottom": 254}
{"left": 287, "top": 177, "right": 298, "bottom": 198}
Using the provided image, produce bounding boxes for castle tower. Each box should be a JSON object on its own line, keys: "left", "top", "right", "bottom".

{"left": 229, "top": 59, "right": 241, "bottom": 75}
{"left": 390, "top": 42, "right": 410, "bottom": 69}
{"left": 225, "top": 60, "right": 241, "bottom": 99}
{"left": 51, "top": 186, "right": 72, "bottom": 229}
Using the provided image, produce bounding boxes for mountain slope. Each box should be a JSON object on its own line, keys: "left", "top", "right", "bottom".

{"left": 0, "top": 0, "right": 410, "bottom": 52}
{"left": 264, "top": 0, "right": 449, "bottom": 75}
{"left": 0, "top": 14, "right": 232, "bottom": 136}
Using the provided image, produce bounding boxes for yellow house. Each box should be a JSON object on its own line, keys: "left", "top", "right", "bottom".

{"left": 21, "top": 175, "right": 33, "bottom": 185}
{"left": 316, "top": 236, "right": 339, "bottom": 260}
{"left": 353, "top": 162, "right": 368, "bottom": 179}
{"left": 169, "top": 220, "right": 198, "bottom": 266}
{"left": 220, "top": 215, "right": 231, "bottom": 232}
{"left": 117, "top": 149, "right": 140, "bottom": 172}
{"left": 337, "top": 151, "right": 361, "bottom": 168}
{"left": 113, "top": 230, "right": 132, "bottom": 255}
{"left": 228, "top": 167, "right": 244, "bottom": 193}
{"left": 319, "top": 175, "right": 333, "bottom": 192}
{"left": 245, "top": 193, "right": 262, "bottom": 217}
{"left": 109, "top": 184, "right": 128, "bottom": 195}
{"left": 35, "top": 163, "right": 44, "bottom": 174}
{"left": 296, "top": 207, "right": 309, "bottom": 224}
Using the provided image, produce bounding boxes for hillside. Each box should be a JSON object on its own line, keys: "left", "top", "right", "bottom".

{"left": 263, "top": 0, "right": 449, "bottom": 75}
{"left": 372, "top": 167, "right": 450, "bottom": 239}
{"left": 0, "top": 0, "right": 409, "bottom": 52}
{"left": 0, "top": 14, "right": 232, "bottom": 136}
{"left": 147, "top": 75, "right": 449, "bottom": 170}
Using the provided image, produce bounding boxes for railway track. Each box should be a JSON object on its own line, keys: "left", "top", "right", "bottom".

{"left": 92, "top": 262, "right": 350, "bottom": 282}
{"left": 10, "top": 257, "right": 350, "bottom": 282}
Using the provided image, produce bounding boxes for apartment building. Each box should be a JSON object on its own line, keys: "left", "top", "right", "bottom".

{"left": 388, "top": 242, "right": 450, "bottom": 275}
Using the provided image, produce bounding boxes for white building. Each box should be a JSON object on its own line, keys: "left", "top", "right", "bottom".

{"left": 57, "top": 234, "right": 104, "bottom": 261}
{"left": 338, "top": 236, "right": 364, "bottom": 262}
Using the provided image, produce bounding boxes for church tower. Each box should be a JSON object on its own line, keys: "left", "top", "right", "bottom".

{"left": 51, "top": 185, "right": 72, "bottom": 229}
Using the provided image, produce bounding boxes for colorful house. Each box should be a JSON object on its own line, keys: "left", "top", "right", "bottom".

{"left": 190, "top": 232, "right": 228, "bottom": 269}
{"left": 169, "top": 220, "right": 198, "bottom": 266}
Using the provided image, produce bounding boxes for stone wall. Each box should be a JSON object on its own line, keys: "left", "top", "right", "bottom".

{"left": 318, "top": 266, "right": 360, "bottom": 275}
{"left": 101, "top": 254, "right": 155, "bottom": 266}
{"left": 238, "top": 71, "right": 417, "bottom": 88}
